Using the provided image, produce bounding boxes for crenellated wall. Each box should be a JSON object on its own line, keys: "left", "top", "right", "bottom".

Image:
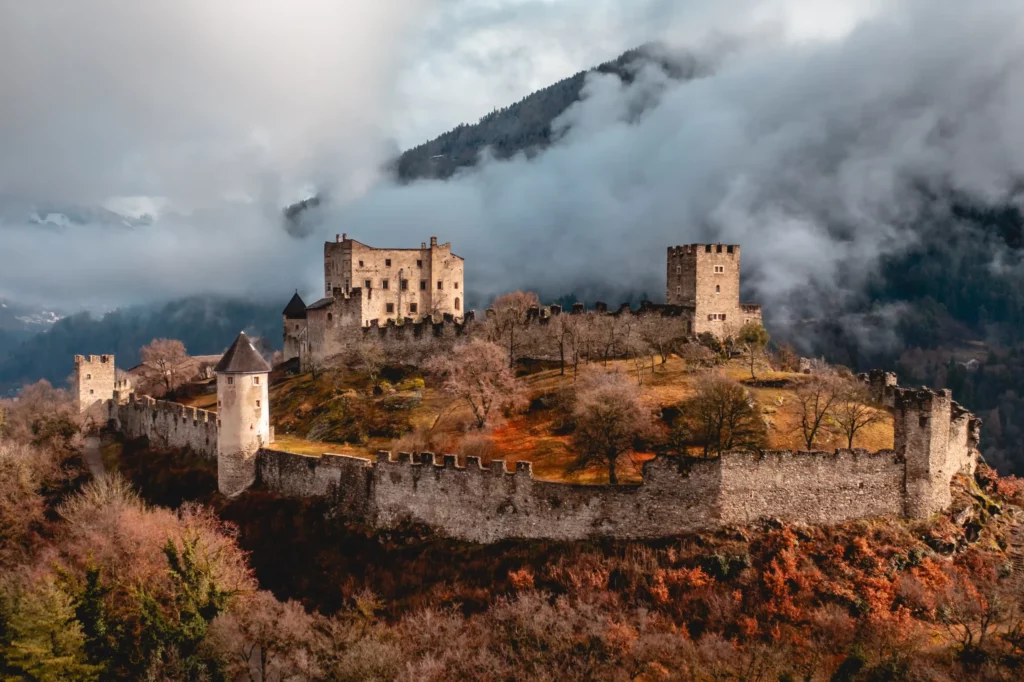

{"left": 112, "top": 393, "right": 219, "bottom": 460}
{"left": 250, "top": 439, "right": 942, "bottom": 543}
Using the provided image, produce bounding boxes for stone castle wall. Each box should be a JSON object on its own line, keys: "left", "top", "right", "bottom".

{"left": 112, "top": 392, "right": 218, "bottom": 460}
{"left": 74, "top": 354, "right": 116, "bottom": 414}
{"left": 250, "top": 446, "right": 912, "bottom": 543}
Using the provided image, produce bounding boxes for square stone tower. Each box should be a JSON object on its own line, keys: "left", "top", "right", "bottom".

{"left": 73, "top": 354, "right": 116, "bottom": 413}
{"left": 666, "top": 243, "right": 761, "bottom": 338}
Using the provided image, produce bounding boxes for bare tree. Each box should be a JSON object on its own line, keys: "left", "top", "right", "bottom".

{"left": 487, "top": 291, "right": 540, "bottom": 367}
{"left": 140, "top": 338, "right": 188, "bottom": 393}
{"left": 832, "top": 378, "right": 887, "bottom": 448}
{"left": 737, "top": 322, "right": 770, "bottom": 380}
{"left": 674, "top": 373, "right": 767, "bottom": 458}
{"left": 639, "top": 315, "right": 688, "bottom": 369}
{"left": 208, "top": 591, "right": 314, "bottom": 682}
{"left": 795, "top": 372, "right": 842, "bottom": 450}
{"left": 571, "top": 371, "right": 655, "bottom": 484}
{"left": 425, "top": 339, "right": 523, "bottom": 429}
{"left": 547, "top": 314, "right": 574, "bottom": 376}
{"left": 354, "top": 343, "right": 386, "bottom": 389}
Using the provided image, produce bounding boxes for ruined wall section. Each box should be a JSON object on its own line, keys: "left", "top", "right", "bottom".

{"left": 114, "top": 393, "right": 218, "bottom": 459}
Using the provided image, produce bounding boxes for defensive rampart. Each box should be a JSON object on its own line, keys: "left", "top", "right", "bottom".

{"left": 252, "top": 443, "right": 925, "bottom": 543}
{"left": 111, "top": 392, "right": 218, "bottom": 460}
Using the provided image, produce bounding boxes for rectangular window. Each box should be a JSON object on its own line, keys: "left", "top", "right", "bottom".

{"left": 420, "top": 280, "right": 426, "bottom": 291}
{"left": 416, "top": 259, "right": 422, "bottom": 267}
{"left": 437, "top": 281, "right": 442, "bottom": 290}
{"left": 253, "top": 376, "right": 260, "bottom": 385}
{"left": 358, "top": 260, "right": 364, "bottom": 267}
{"left": 385, "top": 258, "right": 391, "bottom": 267}
{"left": 327, "top": 282, "right": 332, "bottom": 290}
{"left": 714, "top": 265, "right": 725, "bottom": 274}
{"left": 89, "top": 389, "right": 94, "bottom": 395}
{"left": 364, "top": 279, "right": 371, "bottom": 288}
{"left": 256, "top": 400, "right": 261, "bottom": 408}
{"left": 386, "top": 303, "right": 394, "bottom": 313}
{"left": 401, "top": 279, "right": 408, "bottom": 290}
{"left": 227, "top": 376, "right": 234, "bottom": 385}
{"left": 409, "top": 303, "right": 418, "bottom": 313}
{"left": 382, "top": 279, "right": 389, "bottom": 290}
{"left": 454, "top": 282, "right": 459, "bottom": 289}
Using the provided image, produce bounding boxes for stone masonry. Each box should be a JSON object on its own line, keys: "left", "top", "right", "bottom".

{"left": 666, "top": 244, "right": 762, "bottom": 338}
{"left": 73, "top": 354, "right": 116, "bottom": 414}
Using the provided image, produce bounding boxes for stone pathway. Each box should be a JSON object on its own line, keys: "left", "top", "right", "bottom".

{"left": 82, "top": 436, "right": 106, "bottom": 478}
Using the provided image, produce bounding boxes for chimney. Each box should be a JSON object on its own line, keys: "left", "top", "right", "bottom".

{"left": 430, "top": 236, "right": 438, "bottom": 247}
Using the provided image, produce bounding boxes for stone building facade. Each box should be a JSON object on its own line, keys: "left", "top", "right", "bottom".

{"left": 323, "top": 234, "right": 465, "bottom": 323}
{"left": 666, "top": 244, "right": 762, "bottom": 338}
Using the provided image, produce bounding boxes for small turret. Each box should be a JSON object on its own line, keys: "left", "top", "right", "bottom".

{"left": 214, "top": 332, "right": 272, "bottom": 496}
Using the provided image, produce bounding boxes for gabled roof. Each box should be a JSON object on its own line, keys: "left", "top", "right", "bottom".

{"left": 214, "top": 332, "right": 271, "bottom": 374}
{"left": 283, "top": 292, "right": 307, "bottom": 319}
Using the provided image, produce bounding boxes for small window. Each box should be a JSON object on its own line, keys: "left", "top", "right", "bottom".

{"left": 722, "top": 314, "right": 726, "bottom": 321}
{"left": 382, "top": 279, "right": 389, "bottom": 290}
{"left": 86, "top": 373, "right": 92, "bottom": 380}
{"left": 256, "top": 400, "right": 261, "bottom": 408}
{"left": 716, "top": 245, "right": 723, "bottom": 253}
{"left": 437, "top": 281, "right": 442, "bottom": 290}
{"left": 676, "top": 266, "right": 680, "bottom": 274}
{"left": 714, "top": 265, "right": 725, "bottom": 274}
{"left": 358, "top": 260, "right": 364, "bottom": 267}
{"left": 454, "top": 282, "right": 459, "bottom": 290}
{"left": 409, "top": 303, "right": 418, "bottom": 313}
{"left": 705, "top": 245, "right": 712, "bottom": 253}
{"left": 253, "top": 376, "right": 260, "bottom": 385}
{"left": 328, "top": 312, "right": 333, "bottom": 322}
{"left": 455, "top": 297, "right": 460, "bottom": 311}
{"left": 386, "top": 303, "right": 395, "bottom": 314}
{"left": 416, "top": 259, "right": 422, "bottom": 268}
{"left": 676, "top": 286, "right": 681, "bottom": 294}
{"left": 385, "top": 258, "right": 391, "bottom": 267}
{"left": 401, "top": 279, "right": 408, "bottom": 290}
{"left": 365, "top": 279, "right": 371, "bottom": 288}
{"left": 420, "top": 280, "right": 426, "bottom": 291}
{"left": 89, "top": 389, "right": 94, "bottom": 395}
{"left": 727, "top": 245, "right": 734, "bottom": 254}
{"left": 716, "top": 285, "right": 721, "bottom": 294}
{"left": 227, "top": 376, "right": 234, "bottom": 385}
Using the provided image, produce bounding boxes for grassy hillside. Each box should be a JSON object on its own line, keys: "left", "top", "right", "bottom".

{"left": 251, "top": 355, "right": 892, "bottom": 485}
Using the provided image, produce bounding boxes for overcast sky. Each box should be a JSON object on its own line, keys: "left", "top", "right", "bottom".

{"left": 1, "top": 0, "right": 1021, "bottom": 319}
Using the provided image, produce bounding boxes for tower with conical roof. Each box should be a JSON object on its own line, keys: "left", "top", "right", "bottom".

{"left": 214, "top": 332, "right": 271, "bottom": 496}
{"left": 282, "top": 291, "right": 306, "bottom": 362}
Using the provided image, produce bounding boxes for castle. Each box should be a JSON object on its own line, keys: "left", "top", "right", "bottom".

{"left": 283, "top": 234, "right": 465, "bottom": 365}
{"left": 285, "top": 237, "right": 761, "bottom": 369}
{"left": 77, "top": 347, "right": 982, "bottom": 543}
{"left": 71, "top": 241, "right": 983, "bottom": 543}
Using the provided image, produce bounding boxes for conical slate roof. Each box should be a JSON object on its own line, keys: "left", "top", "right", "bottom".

{"left": 214, "top": 332, "right": 271, "bottom": 374}
{"left": 283, "top": 292, "right": 307, "bottom": 319}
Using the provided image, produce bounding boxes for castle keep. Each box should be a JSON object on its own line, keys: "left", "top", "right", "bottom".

{"left": 667, "top": 244, "right": 762, "bottom": 337}
{"left": 284, "top": 234, "right": 466, "bottom": 366}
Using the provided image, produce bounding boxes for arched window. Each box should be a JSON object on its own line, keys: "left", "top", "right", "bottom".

{"left": 715, "top": 285, "right": 720, "bottom": 294}
{"left": 327, "top": 313, "right": 333, "bottom": 322}
{"left": 455, "top": 297, "right": 461, "bottom": 311}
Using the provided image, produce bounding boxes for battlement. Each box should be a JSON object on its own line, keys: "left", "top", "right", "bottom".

{"left": 74, "top": 354, "right": 114, "bottom": 365}
{"left": 667, "top": 243, "right": 740, "bottom": 257}
{"left": 378, "top": 451, "right": 535, "bottom": 477}
{"left": 115, "top": 392, "right": 218, "bottom": 459}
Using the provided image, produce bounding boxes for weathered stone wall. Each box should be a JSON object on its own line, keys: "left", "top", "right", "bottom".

{"left": 258, "top": 449, "right": 374, "bottom": 518}
{"left": 73, "top": 354, "right": 116, "bottom": 413}
{"left": 718, "top": 449, "right": 905, "bottom": 526}
{"left": 113, "top": 393, "right": 218, "bottom": 459}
